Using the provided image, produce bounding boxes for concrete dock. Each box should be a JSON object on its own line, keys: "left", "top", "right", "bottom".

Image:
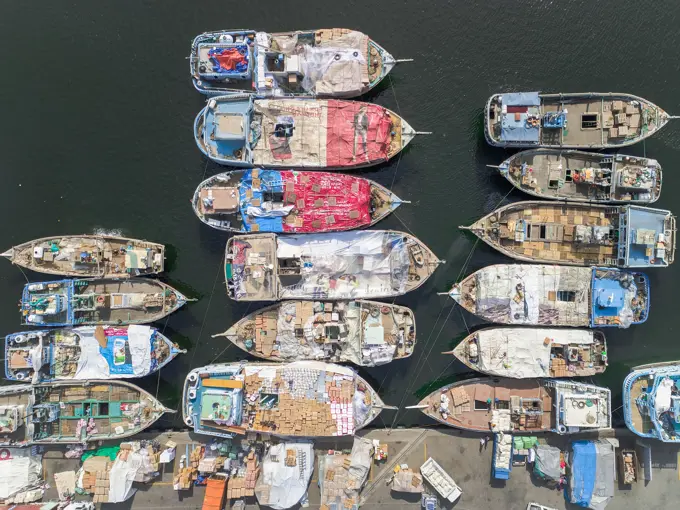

{"left": 40, "top": 428, "right": 680, "bottom": 510}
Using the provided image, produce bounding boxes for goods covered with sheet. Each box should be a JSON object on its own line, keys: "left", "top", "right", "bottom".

{"left": 251, "top": 99, "right": 394, "bottom": 168}
{"left": 238, "top": 169, "right": 372, "bottom": 233}
{"left": 255, "top": 442, "right": 313, "bottom": 509}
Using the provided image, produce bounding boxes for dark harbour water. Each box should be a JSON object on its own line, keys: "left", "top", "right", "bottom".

{"left": 1, "top": 0, "right": 680, "bottom": 431}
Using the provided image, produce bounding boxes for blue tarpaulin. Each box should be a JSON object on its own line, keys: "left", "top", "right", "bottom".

{"left": 569, "top": 441, "right": 597, "bottom": 507}
{"left": 239, "top": 169, "right": 285, "bottom": 232}
{"left": 501, "top": 115, "right": 540, "bottom": 143}
{"left": 503, "top": 92, "right": 540, "bottom": 106}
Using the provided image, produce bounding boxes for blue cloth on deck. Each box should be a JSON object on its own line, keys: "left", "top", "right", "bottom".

{"left": 503, "top": 92, "right": 540, "bottom": 106}
{"left": 569, "top": 441, "right": 597, "bottom": 507}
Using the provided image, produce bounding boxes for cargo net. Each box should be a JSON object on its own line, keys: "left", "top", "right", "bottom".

{"left": 239, "top": 169, "right": 372, "bottom": 233}
{"left": 256, "top": 29, "right": 370, "bottom": 95}
{"left": 474, "top": 265, "right": 591, "bottom": 327}
{"left": 277, "top": 231, "right": 410, "bottom": 300}
{"left": 251, "top": 99, "right": 392, "bottom": 168}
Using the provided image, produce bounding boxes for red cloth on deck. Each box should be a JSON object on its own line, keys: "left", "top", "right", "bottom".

{"left": 211, "top": 48, "right": 248, "bottom": 71}
{"left": 280, "top": 170, "right": 371, "bottom": 233}
{"left": 325, "top": 100, "right": 392, "bottom": 168}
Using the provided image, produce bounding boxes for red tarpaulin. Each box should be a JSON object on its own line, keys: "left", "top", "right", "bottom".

{"left": 209, "top": 48, "right": 248, "bottom": 71}
{"left": 325, "top": 100, "right": 392, "bottom": 168}
{"left": 280, "top": 170, "right": 371, "bottom": 232}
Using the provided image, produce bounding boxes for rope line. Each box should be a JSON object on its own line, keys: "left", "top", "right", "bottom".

{"left": 389, "top": 150, "right": 403, "bottom": 192}
{"left": 188, "top": 253, "right": 224, "bottom": 369}
{"left": 387, "top": 227, "right": 482, "bottom": 430}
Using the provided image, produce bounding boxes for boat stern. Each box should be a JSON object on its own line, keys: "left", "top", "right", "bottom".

{"left": 622, "top": 369, "right": 660, "bottom": 439}
{"left": 194, "top": 106, "right": 210, "bottom": 157}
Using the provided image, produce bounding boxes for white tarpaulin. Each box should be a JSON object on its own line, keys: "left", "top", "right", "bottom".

{"left": 655, "top": 377, "right": 674, "bottom": 416}
{"left": 473, "top": 328, "right": 594, "bottom": 378}
{"left": 255, "top": 442, "right": 314, "bottom": 509}
{"left": 70, "top": 325, "right": 153, "bottom": 379}
{"left": 277, "top": 231, "right": 410, "bottom": 300}
{"left": 0, "top": 450, "right": 43, "bottom": 500}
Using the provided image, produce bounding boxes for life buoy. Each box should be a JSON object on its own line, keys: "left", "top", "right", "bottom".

{"left": 97, "top": 296, "right": 105, "bottom": 304}
{"left": 0, "top": 449, "right": 11, "bottom": 460}
{"left": 557, "top": 425, "right": 567, "bottom": 434}
{"left": 16, "top": 372, "right": 26, "bottom": 381}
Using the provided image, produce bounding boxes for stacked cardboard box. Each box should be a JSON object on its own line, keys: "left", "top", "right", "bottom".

{"left": 285, "top": 449, "right": 297, "bottom": 466}
{"left": 550, "top": 358, "right": 569, "bottom": 378}
{"left": 254, "top": 312, "right": 278, "bottom": 356}
{"left": 92, "top": 470, "right": 110, "bottom": 503}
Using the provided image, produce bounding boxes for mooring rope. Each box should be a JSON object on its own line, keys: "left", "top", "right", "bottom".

{"left": 187, "top": 253, "right": 225, "bottom": 369}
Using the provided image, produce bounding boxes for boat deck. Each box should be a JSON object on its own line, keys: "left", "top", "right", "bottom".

{"left": 11, "top": 237, "right": 163, "bottom": 277}
{"left": 481, "top": 202, "right": 617, "bottom": 266}
{"left": 422, "top": 380, "right": 553, "bottom": 432}
{"left": 226, "top": 300, "right": 415, "bottom": 365}
{"left": 487, "top": 93, "right": 666, "bottom": 148}
{"left": 628, "top": 375, "right": 653, "bottom": 435}
{"left": 505, "top": 150, "right": 661, "bottom": 203}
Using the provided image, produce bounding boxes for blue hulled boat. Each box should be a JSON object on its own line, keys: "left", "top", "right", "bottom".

{"left": 624, "top": 362, "right": 680, "bottom": 442}
{"left": 20, "top": 278, "right": 187, "bottom": 326}
{"left": 5, "top": 325, "right": 185, "bottom": 383}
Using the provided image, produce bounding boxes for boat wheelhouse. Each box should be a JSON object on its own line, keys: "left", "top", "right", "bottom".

{"left": 463, "top": 201, "right": 675, "bottom": 268}
{"left": 0, "top": 380, "right": 170, "bottom": 445}
{"left": 214, "top": 300, "right": 415, "bottom": 366}
{"left": 417, "top": 378, "right": 611, "bottom": 434}
{"left": 496, "top": 149, "right": 662, "bottom": 203}
{"left": 226, "top": 231, "right": 440, "bottom": 302}
{"left": 20, "top": 278, "right": 187, "bottom": 326}
{"left": 623, "top": 362, "right": 680, "bottom": 442}
{"left": 182, "top": 361, "right": 394, "bottom": 439}
{"left": 485, "top": 92, "right": 673, "bottom": 148}
{"left": 5, "top": 325, "right": 185, "bottom": 383}
{"left": 450, "top": 327, "right": 607, "bottom": 378}
{"left": 1, "top": 235, "right": 164, "bottom": 278}
{"left": 194, "top": 95, "right": 416, "bottom": 169}
{"left": 190, "top": 29, "right": 402, "bottom": 97}
{"left": 449, "top": 265, "right": 649, "bottom": 328}
{"left": 192, "top": 169, "right": 404, "bottom": 233}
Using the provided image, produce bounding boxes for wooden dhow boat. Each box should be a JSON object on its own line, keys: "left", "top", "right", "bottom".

{"left": 194, "top": 94, "right": 421, "bottom": 169}
{"left": 448, "top": 264, "right": 649, "bottom": 328}
{"left": 213, "top": 300, "right": 415, "bottom": 366}
{"left": 1, "top": 235, "right": 164, "bottom": 278}
{"left": 20, "top": 278, "right": 187, "bottom": 327}
{"left": 623, "top": 361, "right": 680, "bottom": 443}
{"left": 494, "top": 149, "right": 662, "bottom": 203}
{"left": 192, "top": 169, "right": 405, "bottom": 233}
{"left": 5, "top": 325, "right": 185, "bottom": 383}
{"left": 182, "top": 361, "right": 395, "bottom": 439}
{"left": 226, "top": 231, "right": 441, "bottom": 302}
{"left": 414, "top": 378, "right": 611, "bottom": 434}
{"left": 190, "top": 28, "right": 407, "bottom": 97}
{"left": 462, "top": 201, "right": 675, "bottom": 268}
{"left": 0, "top": 379, "right": 171, "bottom": 446}
{"left": 485, "top": 91, "right": 676, "bottom": 148}
{"left": 448, "top": 327, "right": 607, "bottom": 379}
